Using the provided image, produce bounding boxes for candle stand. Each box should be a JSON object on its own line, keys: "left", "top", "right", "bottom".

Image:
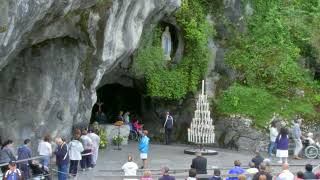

{"left": 184, "top": 80, "right": 218, "bottom": 155}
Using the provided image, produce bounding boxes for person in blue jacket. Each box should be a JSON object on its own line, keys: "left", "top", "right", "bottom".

{"left": 17, "top": 139, "right": 32, "bottom": 179}
{"left": 138, "top": 130, "right": 150, "bottom": 169}
{"left": 226, "top": 160, "right": 245, "bottom": 180}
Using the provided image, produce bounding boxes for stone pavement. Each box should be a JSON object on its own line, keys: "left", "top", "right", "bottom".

{"left": 74, "top": 141, "right": 319, "bottom": 180}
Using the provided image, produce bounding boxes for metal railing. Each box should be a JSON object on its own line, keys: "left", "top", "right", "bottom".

{"left": 1, "top": 156, "right": 319, "bottom": 179}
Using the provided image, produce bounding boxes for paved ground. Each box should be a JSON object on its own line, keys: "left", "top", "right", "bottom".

{"left": 74, "top": 142, "right": 320, "bottom": 180}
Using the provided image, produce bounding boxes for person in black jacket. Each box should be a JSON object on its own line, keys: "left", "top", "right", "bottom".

{"left": 164, "top": 112, "right": 174, "bottom": 145}
{"left": 55, "top": 137, "right": 69, "bottom": 180}
{"left": 251, "top": 151, "right": 264, "bottom": 169}
{"left": 191, "top": 151, "right": 207, "bottom": 179}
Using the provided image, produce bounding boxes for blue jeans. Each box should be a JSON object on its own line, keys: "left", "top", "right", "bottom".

{"left": 41, "top": 155, "right": 50, "bottom": 167}
{"left": 268, "top": 141, "right": 276, "bottom": 157}
{"left": 58, "top": 164, "right": 68, "bottom": 180}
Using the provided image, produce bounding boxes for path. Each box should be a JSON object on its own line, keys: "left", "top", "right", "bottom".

{"left": 75, "top": 142, "right": 319, "bottom": 179}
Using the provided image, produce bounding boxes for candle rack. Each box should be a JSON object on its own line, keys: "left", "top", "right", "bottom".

{"left": 184, "top": 80, "right": 218, "bottom": 155}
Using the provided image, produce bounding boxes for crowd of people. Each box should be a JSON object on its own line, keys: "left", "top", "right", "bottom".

{"left": 1, "top": 112, "right": 320, "bottom": 180}
{"left": 0, "top": 128, "right": 100, "bottom": 180}
{"left": 120, "top": 151, "right": 320, "bottom": 180}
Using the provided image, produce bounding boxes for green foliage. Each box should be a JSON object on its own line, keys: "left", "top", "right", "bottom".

{"left": 217, "top": 85, "right": 280, "bottom": 128}
{"left": 217, "top": 0, "right": 320, "bottom": 126}
{"left": 146, "top": 69, "right": 189, "bottom": 99}
{"left": 99, "top": 128, "right": 108, "bottom": 149}
{"left": 133, "top": 0, "right": 213, "bottom": 100}
{"left": 217, "top": 85, "right": 318, "bottom": 128}
{"left": 112, "top": 135, "right": 124, "bottom": 145}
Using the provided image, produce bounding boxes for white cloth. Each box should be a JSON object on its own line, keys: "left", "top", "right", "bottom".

{"left": 80, "top": 135, "right": 93, "bottom": 150}
{"left": 87, "top": 133, "right": 100, "bottom": 164}
{"left": 276, "top": 170, "right": 294, "bottom": 180}
{"left": 270, "top": 127, "right": 278, "bottom": 142}
{"left": 276, "top": 149, "right": 288, "bottom": 158}
{"left": 68, "top": 140, "right": 84, "bottom": 160}
{"left": 140, "top": 153, "right": 148, "bottom": 159}
{"left": 186, "top": 178, "right": 197, "bottom": 180}
{"left": 38, "top": 141, "right": 52, "bottom": 156}
{"left": 246, "top": 168, "right": 259, "bottom": 174}
{"left": 122, "top": 161, "right": 138, "bottom": 180}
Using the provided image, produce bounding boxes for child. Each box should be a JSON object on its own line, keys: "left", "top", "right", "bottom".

{"left": 141, "top": 170, "right": 153, "bottom": 180}
{"left": 209, "top": 169, "right": 222, "bottom": 180}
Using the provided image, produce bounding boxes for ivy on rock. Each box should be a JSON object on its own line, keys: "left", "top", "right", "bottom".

{"left": 217, "top": 0, "right": 320, "bottom": 127}
{"left": 133, "top": 0, "right": 213, "bottom": 100}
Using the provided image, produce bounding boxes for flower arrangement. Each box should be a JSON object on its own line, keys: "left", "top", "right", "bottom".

{"left": 99, "top": 128, "right": 108, "bottom": 149}
{"left": 112, "top": 135, "right": 124, "bottom": 145}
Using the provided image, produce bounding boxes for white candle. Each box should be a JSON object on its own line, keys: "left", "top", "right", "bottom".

{"left": 201, "top": 79, "right": 204, "bottom": 94}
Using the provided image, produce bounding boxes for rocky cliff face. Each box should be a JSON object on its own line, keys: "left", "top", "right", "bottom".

{"left": 0, "top": 0, "right": 180, "bottom": 142}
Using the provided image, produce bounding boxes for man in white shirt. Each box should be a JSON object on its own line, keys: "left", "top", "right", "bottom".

{"left": 269, "top": 121, "right": 278, "bottom": 158}
{"left": 276, "top": 163, "right": 294, "bottom": 180}
{"left": 121, "top": 155, "right": 138, "bottom": 180}
{"left": 87, "top": 129, "right": 100, "bottom": 168}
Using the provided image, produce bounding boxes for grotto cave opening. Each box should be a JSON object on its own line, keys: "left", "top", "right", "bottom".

{"left": 90, "top": 83, "right": 143, "bottom": 124}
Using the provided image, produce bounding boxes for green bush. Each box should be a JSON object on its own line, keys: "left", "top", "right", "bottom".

{"left": 217, "top": 0, "right": 320, "bottom": 126}
{"left": 217, "top": 85, "right": 317, "bottom": 128}
{"left": 133, "top": 0, "right": 214, "bottom": 100}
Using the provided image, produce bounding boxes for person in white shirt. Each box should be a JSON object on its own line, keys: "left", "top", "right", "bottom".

{"left": 80, "top": 129, "right": 93, "bottom": 171}
{"left": 268, "top": 121, "right": 278, "bottom": 158}
{"left": 305, "top": 132, "right": 315, "bottom": 145}
{"left": 121, "top": 155, "right": 139, "bottom": 180}
{"left": 276, "top": 163, "right": 294, "bottom": 180}
{"left": 246, "top": 162, "right": 259, "bottom": 180}
{"left": 69, "top": 129, "right": 84, "bottom": 177}
{"left": 87, "top": 129, "right": 100, "bottom": 168}
{"left": 37, "top": 134, "right": 52, "bottom": 168}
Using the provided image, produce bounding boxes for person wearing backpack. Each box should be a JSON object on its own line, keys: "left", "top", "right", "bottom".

{"left": 55, "top": 137, "right": 69, "bottom": 180}
{"left": 0, "top": 140, "right": 16, "bottom": 174}
{"left": 68, "top": 129, "right": 84, "bottom": 178}
{"left": 2, "top": 161, "right": 23, "bottom": 180}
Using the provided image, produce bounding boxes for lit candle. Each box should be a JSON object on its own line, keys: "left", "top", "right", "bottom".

{"left": 188, "top": 128, "right": 190, "bottom": 142}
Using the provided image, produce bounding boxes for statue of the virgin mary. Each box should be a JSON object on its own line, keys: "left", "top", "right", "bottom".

{"left": 161, "top": 26, "right": 172, "bottom": 61}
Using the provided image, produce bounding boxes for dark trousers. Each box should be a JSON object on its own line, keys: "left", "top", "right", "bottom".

{"left": 19, "top": 164, "right": 30, "bottom": 179}
{"left": 165, "top": 128, "right": 172, "bottom": 145}
{"left": 69, "top": 160, "right": 79, "bottom": 176}
{"left": 80, "top": 149, "right": 92, "bottom": 169}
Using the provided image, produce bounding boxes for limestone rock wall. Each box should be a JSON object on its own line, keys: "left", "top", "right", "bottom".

{"left": 0, "top": 0, "right": 180, "bottom": 143}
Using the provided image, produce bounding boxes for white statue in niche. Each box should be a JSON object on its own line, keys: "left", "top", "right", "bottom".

{"left": 161, "top": 26, "right": 172, "bottom": 61}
